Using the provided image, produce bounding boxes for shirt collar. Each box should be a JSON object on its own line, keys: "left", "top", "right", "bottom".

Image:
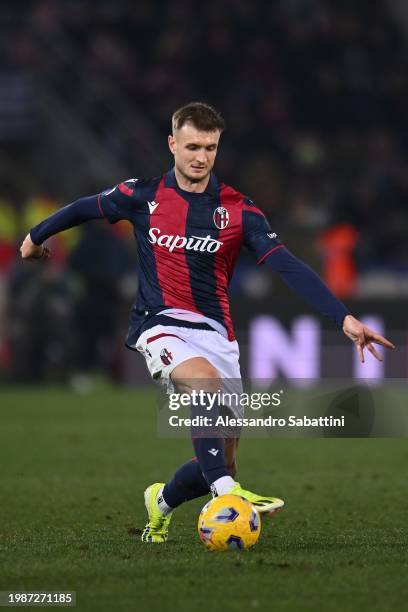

{"left": 164, "top": 168, "right": 219, "bottom": 196}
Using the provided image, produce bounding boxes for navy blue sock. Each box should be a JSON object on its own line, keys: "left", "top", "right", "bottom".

{"left": 192, "top": 434, "right": 229, "bottom": 486}
{"left": 189, "top": 391, "right": 229, "bottom": 487}
{"left": 162, "top": 458, "right": 210, "bottom": 509}
{"left": 162, "top": 390, "right": 229, "bottom": 509}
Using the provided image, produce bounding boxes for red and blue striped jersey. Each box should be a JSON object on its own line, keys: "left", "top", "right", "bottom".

{"left": 99, "top": 168, "right": 282, "bottom": 343}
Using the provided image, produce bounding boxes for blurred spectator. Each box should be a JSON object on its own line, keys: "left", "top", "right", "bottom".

{"left": 318, "top": 224, "right": 359, "bottom": 298}
{"left": 68, "top": 222, "right": 136, "bottom": 389}
{"left": 0, "top": 200, "right": 18, "bottom": 370}
{"left": 8, "top": 260, "right": 73, "bottom": 383}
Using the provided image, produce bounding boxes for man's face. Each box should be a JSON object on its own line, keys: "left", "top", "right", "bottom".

{"left": 168, "top": 122, "right": 221, "bottom": 183}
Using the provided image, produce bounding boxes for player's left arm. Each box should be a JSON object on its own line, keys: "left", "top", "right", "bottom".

{"left": 242, "top": 201, "right": 395, "bottom": 363}
{"left": 263, "top": 247, "right": 394, "bottom": 363}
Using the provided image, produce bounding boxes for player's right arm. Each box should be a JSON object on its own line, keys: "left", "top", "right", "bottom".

{"left": 20, "top": 180, "right": 138, "bottom": 260}
{"left": 20, "top": 195, "right": 101, "bottom": 259}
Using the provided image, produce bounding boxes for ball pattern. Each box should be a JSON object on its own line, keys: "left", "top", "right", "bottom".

{"left": 198, "top": 494, "right": 261, "bottom": 551}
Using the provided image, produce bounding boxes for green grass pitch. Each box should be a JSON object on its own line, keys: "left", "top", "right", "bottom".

{"left": 0, "top": 387, "right": 407, "bottom": 611}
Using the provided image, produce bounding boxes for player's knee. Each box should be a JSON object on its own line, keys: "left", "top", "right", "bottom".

{"left": 193, "top": 361, "right": 219, "bottom": 381}
{"left": 194, "top": 367, "right": 220, "bottom": 393}
{"left": 172, "top": 357, "right": 220, "bottom": 393}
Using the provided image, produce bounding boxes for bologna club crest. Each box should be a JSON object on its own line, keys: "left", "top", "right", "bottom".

{"left": 160, "top": 348, "right": 173, "bottom": 366}
{"left": 213, "top": 207, "right": 229, "bottom": 230}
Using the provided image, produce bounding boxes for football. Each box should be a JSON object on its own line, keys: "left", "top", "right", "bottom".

{"left": 198, "top": 494, "right": 261, "bottom": 551}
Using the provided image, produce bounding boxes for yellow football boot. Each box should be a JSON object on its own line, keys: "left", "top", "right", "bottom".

{"left": 229, "top": 482, "right": 284, "bottom": 514}
{"left": 141, "top": 482, "right": 173, "bottom": 543}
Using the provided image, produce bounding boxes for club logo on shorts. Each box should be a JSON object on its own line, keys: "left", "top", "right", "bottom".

{"left": 213, "top": 207, "right": 229, "bottom": 230}
{"left": 160, "top": 348, "right": 173, "bottom": 366}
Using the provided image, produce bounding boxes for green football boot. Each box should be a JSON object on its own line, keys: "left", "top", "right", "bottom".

{"left": 141, "top": 482, "right": 173, "bottom": 543}
{"left": 229, "top": 482, "right": 284, "bottom": 514}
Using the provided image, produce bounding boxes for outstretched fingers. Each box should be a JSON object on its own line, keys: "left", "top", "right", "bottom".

{"left": 344, "top": 317, "right": 395, "bottom": 363}
{"left": 366, "top": 342, "right": 383, "bottom": 361}
{"left": 361, "top": 329, "right": 395, "bottom": 362}
{"left": 356, "top": 340, "right": 365, "bottom": 363}
{"left": 367, "top": 331, "right": 395, "bottom": 350}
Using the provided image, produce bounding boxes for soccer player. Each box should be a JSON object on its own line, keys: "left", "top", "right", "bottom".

{"left": 21, "top": 102, "right": 394, "bottom": 543}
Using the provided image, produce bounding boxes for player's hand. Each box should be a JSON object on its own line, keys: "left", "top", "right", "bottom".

{"left": 20, "top": 233, "right": 51, "bottom": 260}
{"left": 342, "top": 314, "right": 395, "bottom": 363}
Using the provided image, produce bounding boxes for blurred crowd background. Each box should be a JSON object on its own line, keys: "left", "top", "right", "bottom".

{"left": 1, "top": 0, "right": 407, "bottom": 384}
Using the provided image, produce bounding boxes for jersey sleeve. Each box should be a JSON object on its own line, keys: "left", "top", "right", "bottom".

{"left": 99, "top": 179, "right": 140, "bottom": 224}
{"left": 263, "top": 247, "right": 350, "bottom": 327}
{"left": 242, "top": 198, "right": 283, "bottom": 263}
{"left": 30, "top": 195, "right": 102, "bottom": 245}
